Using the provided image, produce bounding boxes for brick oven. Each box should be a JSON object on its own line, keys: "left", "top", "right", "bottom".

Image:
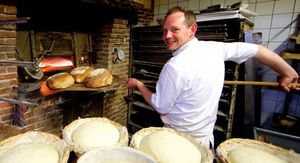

{"left": 0, "top": 0, "right": 154, "bottom": 137}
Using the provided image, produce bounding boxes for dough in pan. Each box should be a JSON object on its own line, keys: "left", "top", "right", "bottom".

{"left": 140, "top": 130, "right": 201, "bottom": 163}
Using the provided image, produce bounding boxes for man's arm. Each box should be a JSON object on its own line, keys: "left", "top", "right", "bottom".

{"left": 254, "top": 45, "right": 299, "bottom": 91}
{"left": 126, "top": 78, "right": 153, "bottom": 106}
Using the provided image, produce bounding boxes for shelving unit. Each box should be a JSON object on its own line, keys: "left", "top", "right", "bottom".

{"left": 128, "top": 17, "right": 253, "bottom": 147}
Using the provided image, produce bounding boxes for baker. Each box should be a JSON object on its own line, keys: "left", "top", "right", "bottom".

{"left": 126, "top": 6, "right": 299, "bottom": 148}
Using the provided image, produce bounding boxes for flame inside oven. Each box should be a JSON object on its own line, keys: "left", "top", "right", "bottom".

{"left": 38, "top": 56, "right": 74, "bottom": 73}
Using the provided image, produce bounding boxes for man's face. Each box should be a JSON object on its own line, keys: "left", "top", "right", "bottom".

{"left": 163, "top": 12, "right": 195, "bottom": 52}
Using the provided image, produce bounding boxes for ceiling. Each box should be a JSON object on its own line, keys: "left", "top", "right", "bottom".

{"left": 15, "top": 0, "right": 138, "bottom": 31}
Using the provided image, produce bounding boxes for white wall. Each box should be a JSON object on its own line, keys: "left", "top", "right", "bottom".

{"left": 153, "top": 0, "right": 300, "bottom": 127}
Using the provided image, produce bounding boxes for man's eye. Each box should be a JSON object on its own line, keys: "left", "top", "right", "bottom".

{"left": 172, "top": 28, "right": 178, "bottom": 32}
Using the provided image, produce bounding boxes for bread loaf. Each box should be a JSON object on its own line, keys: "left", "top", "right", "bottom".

{"left": 70, "top": 66, "right": 94, "bottom": 83}
{"left": 84, "top": 68, "right": 113, "bottom": 88}
{"left": 46, "top": 72, "right": 75, "bottom": 89}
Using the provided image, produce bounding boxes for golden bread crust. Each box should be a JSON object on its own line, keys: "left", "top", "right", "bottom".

{"left": 70, "top": 66, "right": 94, "bottom": 83}
{"left": 46, "top": 72, "right": 75, "bottom": 89}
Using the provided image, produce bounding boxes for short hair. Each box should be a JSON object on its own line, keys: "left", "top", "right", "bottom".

{"left": 164, "top": 6, "right": 196, "bottom": 27}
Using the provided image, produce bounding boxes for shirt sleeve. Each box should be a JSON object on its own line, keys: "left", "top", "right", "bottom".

{"left": 223, "top": 42, "right": 258, "bottom": 64}
{"left": 151, "top": 63, "right": 184, "bottom": 114}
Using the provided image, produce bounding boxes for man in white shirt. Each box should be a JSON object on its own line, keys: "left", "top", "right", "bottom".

{"left": 126, "top": 6, "right": 299, "bottom": 148}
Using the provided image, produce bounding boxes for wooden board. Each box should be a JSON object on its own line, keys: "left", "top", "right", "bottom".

{"left": 40, "top": 75, "right": 125, "bottom": 96}
{"left": 62, "top": 75, "right": 123, "bottom": 91}
{"left": 141, "top": 79, "right": 300, "bottom": 87}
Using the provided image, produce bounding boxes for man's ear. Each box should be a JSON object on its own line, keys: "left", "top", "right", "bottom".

{"left": 190, "top": 23, "right": 198, "bottom": 36}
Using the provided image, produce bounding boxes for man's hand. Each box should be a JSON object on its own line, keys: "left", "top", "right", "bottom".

{"left": 126, "top": 78, "right": 154, "bottom": 106}
{"left": 126, "top": 78, "right": 142, "bottom": 89}
{"left": 278, "top": 76, "right": 300, "bottom": 92}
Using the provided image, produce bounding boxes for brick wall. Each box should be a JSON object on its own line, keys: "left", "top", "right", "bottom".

{"left": 0, "top": 4, "right": 64, "bottom": 136}
{"left": 93, "top": 19, "right": 130, "bottom": 125}
{"left": 92, "top": 2, "right": 154, "bottom": 126}
{"left": 0, "top": 4, "right": 18, "bottom": 125}
{"left": 14, "top": 98, "right": 63, "bottom": 136}
{"left": 132, "top": 2, "right": 154, "bottom": 26}
{"left": 0, "top": 1, "right": 154, "bottom": 136}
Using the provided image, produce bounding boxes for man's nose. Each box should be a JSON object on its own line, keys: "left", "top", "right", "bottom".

{"left": 164, "top": 31, "right": 172, "bottom": 39}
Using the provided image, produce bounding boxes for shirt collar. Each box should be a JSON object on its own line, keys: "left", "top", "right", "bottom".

{"left": 172, "top": 37, "right": 198, "bottom": 57}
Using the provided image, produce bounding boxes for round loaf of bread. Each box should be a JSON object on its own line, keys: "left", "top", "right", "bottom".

{"left": 84, "top": 68, "right": 113, "bottom": 88}
{"left": 46, "top": 72, "right": 75, "bottom": 89}
{"left": 70, "top": 66, "right": 94, "bottom": 83}
{"left": 216, "top": 138, "right": 300, "bottom": 163}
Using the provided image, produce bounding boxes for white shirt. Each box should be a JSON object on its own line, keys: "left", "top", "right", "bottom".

{"left": 151, "top": 38, "right": 258, "bottom": 147}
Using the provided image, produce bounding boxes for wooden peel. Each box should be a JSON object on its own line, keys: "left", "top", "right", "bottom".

{"left": 224, "top": 81, "right": 300, "bottom": 87}
{"left": 140, "top": 80, "right": 300, "bottom": 87}
{"left": 40, "top": 81, "right": 60, "bottom": 96}
{"left": 224, "top": 81, "right": 280, "bottom": 86}
{"left": 40, "top": 75, "right": 124, "bottom": 96}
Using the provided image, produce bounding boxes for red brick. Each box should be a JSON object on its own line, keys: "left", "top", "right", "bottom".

{"left": 0, "top": 101, "right": 13, "bottom": 108}
{"left": 0, "top": 38, "right": 16, "bottom": 45}
{"left": 0, "top": 51, "right": 16, "bottom": 57}
{"left": 1, "top": 119, "right": 13, "bottom": 124}
{"left": 0, "top": 107, "right": 12, "bottom": 115}
{"left": 7, "top": 66, "right": 17, "bottom": 73}
{"left": 0, "top": 5, "right": 17, "bottom": 14}
{"left": 0, "top": 30, "right": 16, "bottom": 37}
{"left": 22, "top": 124, "right": 34, "bottom": 131}
{"left": 0, "top": 73, "right": 17, "bottom": 80}
{"left": 1, "top": 112, "right": 13, "bottom": 121}
{"left": 0, "top": 24, "right": 16, "bottom": 30}
{"left": 0, "top": 45, "right": 15, "bottom": 52}
{"left": 25, "top": 116, "right": 42, "bottom": 125}
{"left": 0, "top": 66, "right": 6, "bottom": 73}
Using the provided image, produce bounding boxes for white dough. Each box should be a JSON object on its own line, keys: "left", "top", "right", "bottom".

{"left": 228, "top": 146, "right": 287, "bottom": 163}
{"left": 0, "top": 142, "right": 59, "bottom": 163}
{"left": 72, "top": 121, "right": 120, "bottom": 147}
{"left": 140, "top": 130, "right": 201, "bottom": 163}
{"left": 102, "top": 161, "right": 132, "bottom": 163}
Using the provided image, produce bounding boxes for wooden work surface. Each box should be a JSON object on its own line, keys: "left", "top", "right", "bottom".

{"left": 40, "top": 75, "right": 125, "bottom": 96}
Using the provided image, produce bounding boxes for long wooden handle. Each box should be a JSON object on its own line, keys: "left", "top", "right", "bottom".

{"left": 224, "top": 81, "right": 278, "bottom": 86}
{"left": 224, "top": 81, "right": 300, "bottom": 87}
{"left": 141, "top": 80, "right": 300, "bottom": 87}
